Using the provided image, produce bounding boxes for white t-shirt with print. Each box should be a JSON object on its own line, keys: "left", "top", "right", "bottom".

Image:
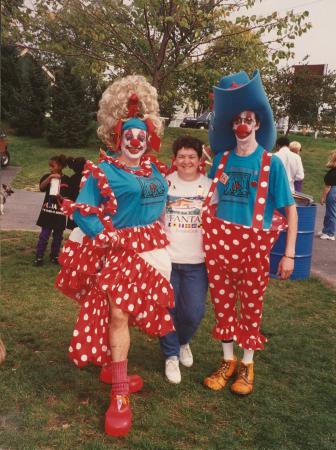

{"left": 164, "top": 172, "right": 213, "bottom": 264}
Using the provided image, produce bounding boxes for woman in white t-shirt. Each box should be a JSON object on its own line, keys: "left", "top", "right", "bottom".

{"left": 160, "top": 136, "right": 214, "bottom": 384}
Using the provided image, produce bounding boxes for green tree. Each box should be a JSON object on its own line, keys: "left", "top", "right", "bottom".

{"left": 6, "top": 0, "right": 311, "bottom": 118}
{"left": 266, "top": 65, "right": 336, "bottom": 135}
{"left": 1, "top": 45, "right": 21, "bottom": 122}
{"left": 180, "top": 26, "right": 271, "bottom": 116}
{"left": 9, "top": 53, "right": 49, "bottom": 137}
{"left": 46, "top": 61, "right": 91, "bottom": 147}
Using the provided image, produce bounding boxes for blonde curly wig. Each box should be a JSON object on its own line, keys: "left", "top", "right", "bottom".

{"left": 97, "top": 75, "right": 164, "bottom": 146}
{"left": 326, "top": 150, "right": 336, "bottom": 168}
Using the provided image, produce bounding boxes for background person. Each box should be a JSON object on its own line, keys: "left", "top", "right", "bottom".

{"left": 34, "top": 154, "right": 70, "bottom": 266}
{"left": 66, "top": 156, "right": 86, "bottom": 230}
{"left": 275, "top": 136, "right": 304, "bottom": 192}
{"left": 160, "top": 136, "right": 213, "bottom": 384}
{"left": 289, "top": 141, "right": 304, "bottom": 192}
{"left": 319, "top": 150, "right": 336, "bottom": 241}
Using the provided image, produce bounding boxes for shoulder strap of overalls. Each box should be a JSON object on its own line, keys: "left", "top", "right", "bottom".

{"left": 251, "top": 151, "right": 272, "bottom": 229}
{"left": 203, "top": 150, "right": 272, "bottom": 230}
{"left": 203, "top": 151, "right": 230, "bottom": 212}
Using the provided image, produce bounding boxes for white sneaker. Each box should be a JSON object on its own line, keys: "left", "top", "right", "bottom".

{"left": 165, "top": 357, "right": 181, "bottom": 384}
{"left": 319, "top": 233, "right": 335, "bottom": 241}
{"left": 179, "top": 344, "right": 193, "bottom": 367}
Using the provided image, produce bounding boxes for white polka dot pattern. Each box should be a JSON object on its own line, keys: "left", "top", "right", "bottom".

{"left": 200, "top": 149, "right": 287, "bottom": 350}
{"left": 55, "top": 221, "right": 175, "bottom": 368}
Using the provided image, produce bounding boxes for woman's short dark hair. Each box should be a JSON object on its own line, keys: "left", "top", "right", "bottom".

{"left": 172, "top": 136, "right": 203, "bottom": 158}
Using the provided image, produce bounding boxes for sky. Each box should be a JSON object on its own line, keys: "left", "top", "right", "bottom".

{"left": 248, "top": 0, "right": 335, "bottom": 70}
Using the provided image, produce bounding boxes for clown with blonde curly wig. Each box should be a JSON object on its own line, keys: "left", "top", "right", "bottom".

{"left": 55, "top": 75, "right": 173, "bottom": 437}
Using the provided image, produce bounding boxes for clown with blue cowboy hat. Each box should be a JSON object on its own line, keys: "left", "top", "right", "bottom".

{"left": 202, "top": 70, "right": 298, "bottom": 395}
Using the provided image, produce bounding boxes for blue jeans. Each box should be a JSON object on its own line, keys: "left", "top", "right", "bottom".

{"left": 322, "top": 186, "right": 336, "bottom": 237}
{"left": 160, "top": 263, "right": 208, "bottom": 358}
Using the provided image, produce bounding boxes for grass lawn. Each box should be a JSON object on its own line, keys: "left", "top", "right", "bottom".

{"left": 5, "top": 128, "right": 207, "bottom": 191}
{"left": 1, "top": 231, "right": 335, "bottom": 450}
{"left": 6, "top": 130, "right": 335, "bottom": 201}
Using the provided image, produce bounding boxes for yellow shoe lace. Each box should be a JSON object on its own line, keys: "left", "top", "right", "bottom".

{"left": 209, "top": 360, "right": 233, "bottom": 381}
{"left": 237, "top": 364, "right": 250, "bottom": 384}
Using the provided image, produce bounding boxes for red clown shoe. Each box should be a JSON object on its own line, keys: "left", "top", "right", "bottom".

{"left": 100, "top": 365, "right": 144, "bottom": 393}
{"left": 105, "top": 393, "right": 132, "bottom": 437}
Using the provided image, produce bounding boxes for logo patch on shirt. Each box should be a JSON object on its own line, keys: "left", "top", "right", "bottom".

{"left": 222, "top": 171, "right": 251, "bottom": 198}
{"left": 137, "top": 176, "right": 166, "bottom": 204}
{"left": 219, "top": 173, "right": 229, "bottom": 185}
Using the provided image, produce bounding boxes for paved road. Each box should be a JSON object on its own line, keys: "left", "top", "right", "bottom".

{"left": 310, "top": 205, "right": 336, "bottom": 289}
{"left": 1, "top": 166, "right": 44, "bottom": 232}
{"left": 1, "top": 166, "right": 335, "bottom": 288}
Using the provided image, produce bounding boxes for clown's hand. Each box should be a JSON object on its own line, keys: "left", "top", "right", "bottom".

{"left": 277, "top": 256, "right": 294, "bottom": 280}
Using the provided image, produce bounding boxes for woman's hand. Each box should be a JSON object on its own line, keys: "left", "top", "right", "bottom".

{"left": 320, "top": 185, "right": 331, "bottom": 205}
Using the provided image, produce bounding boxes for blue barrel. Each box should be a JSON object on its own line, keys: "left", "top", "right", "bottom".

{"left": 270, "top": 204, "right": 317, "bottom": 280}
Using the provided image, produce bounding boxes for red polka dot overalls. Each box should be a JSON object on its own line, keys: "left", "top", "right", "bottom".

{"left": 202, "top": 150, "right": 287, "bottom": 350}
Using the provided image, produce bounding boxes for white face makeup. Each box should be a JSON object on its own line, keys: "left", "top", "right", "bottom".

{"left": 120, "top": 127, "right": 147, "bottom": 161}
{"left": 232, "top": 111, "right": 259, "bottom": 143}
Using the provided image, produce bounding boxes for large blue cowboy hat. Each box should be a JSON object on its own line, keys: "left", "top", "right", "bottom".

{"left": 208, "top": 70, "right": 276, "bottom": 154}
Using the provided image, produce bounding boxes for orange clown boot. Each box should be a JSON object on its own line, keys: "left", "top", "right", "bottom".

{"left": 204, "top": 358, "right": 237, "bottom": 390}
{"left": 105, "top": 360, "right": 132, "bottom": 437}
{"left": 230, "top": 361, "right": 254, "bottom": 396}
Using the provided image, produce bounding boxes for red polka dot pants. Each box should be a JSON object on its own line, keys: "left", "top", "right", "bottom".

{"left": 203, "top": 215, "right": 279, "bottom": 350}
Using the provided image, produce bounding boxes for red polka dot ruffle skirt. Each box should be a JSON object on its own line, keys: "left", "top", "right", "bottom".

{"left": 55, "top": 221, "right": 174, "bottom": 367}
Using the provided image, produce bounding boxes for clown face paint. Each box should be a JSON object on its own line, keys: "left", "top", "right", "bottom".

{"left": 120, "top": 128, "right": 147, "bottom": 162}
{"left": 232, "top": 111, "right": 259, "bottom": 143}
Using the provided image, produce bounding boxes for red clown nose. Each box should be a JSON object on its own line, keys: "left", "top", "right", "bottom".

{"left": 130, "top": 138, "right": 140, "bottom": 147}
{"left": 235, "top": 123, "right": 250, "bottom": 139}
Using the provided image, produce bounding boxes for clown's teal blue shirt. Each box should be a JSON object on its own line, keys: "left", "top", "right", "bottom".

{"left": 73, "top": 161, "right": 168, "bottom": 237}
{"left": 209, "top": 145, "right": 294, "bottom": 229}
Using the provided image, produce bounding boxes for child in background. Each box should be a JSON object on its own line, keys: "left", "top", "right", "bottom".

{"left": 66, "top": 157, "right": 86, "bottom": 230}
{"left": 289, "top": 141, "right": 304, "bottom": 192}
{"left": 319, "top": 150, "right": 336, "bottom": 241}
{"left": 160, "top": 136, "right": 214, "bottom": 384}
{"left": 34, "top": 154, "right": 70, "bottom": 266}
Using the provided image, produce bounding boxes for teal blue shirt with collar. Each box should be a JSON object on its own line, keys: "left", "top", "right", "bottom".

{"left": 73, "top": 160, "right": 168, "bottom": 238}
{"left": 209, "top": 145, "right": 294, "bottom": 229}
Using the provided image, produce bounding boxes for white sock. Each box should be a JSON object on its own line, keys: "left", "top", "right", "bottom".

{"left": 222, "top": 341, "right": 234, "bottom": 360}
{"left": 242, "top": 349, "right": 254, "bottom": 364}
